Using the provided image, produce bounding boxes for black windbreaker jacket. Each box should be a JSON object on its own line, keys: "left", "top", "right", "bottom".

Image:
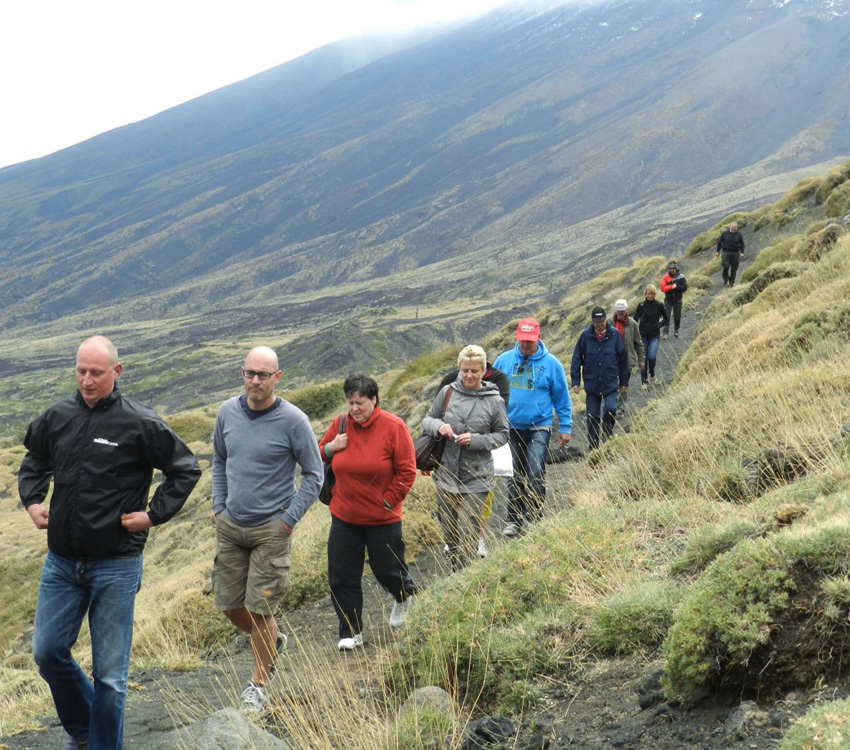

{"left": 19, "top": 387, "right": 201, "bottom": 558}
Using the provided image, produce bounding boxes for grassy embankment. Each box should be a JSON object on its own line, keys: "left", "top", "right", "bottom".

{"left": 2, "top": 159, "right": 850, "bottom": 747}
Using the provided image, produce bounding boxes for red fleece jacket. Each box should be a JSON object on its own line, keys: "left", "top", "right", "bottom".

{"left": 319, "top": 407, "right": 416, "bottom": 526}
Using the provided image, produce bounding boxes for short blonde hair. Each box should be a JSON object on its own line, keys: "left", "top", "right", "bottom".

{"left": 457, "top": 344, "right": 487, "bottom": 369}
{"left": 644, "top": 284, "right": 657, "bottom": 296}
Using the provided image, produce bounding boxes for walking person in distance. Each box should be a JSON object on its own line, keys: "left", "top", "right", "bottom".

{"left": 716, "top": 221, "right": 745, "bottom": 287}
{"left": 633, "top": 284, "right": 669, "bottom": 388}
{"left": 611, "top": 299, "right": 644, "bottom": 417}
{"left": 570, "top": 308, "right": 629, "bottom": 450}
{"left": 660, "top": 260, "right": 688, "bottom": 339}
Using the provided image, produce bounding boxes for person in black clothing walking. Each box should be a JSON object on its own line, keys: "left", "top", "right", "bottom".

{"left": 633, "top": 284, "right": 669, "bottom": 388}
{"left": 716, "top": 221, "right": 745, "bottom": 287}
{"left": 659, "top": 261, "right": 688, "bottom": 339}
{"left": 19, "top": 336, "right": 201, "bottom": 750}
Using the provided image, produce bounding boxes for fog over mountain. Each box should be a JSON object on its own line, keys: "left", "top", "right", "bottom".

{"left": 0, "top": 0, "right": 847, "bottom": 397}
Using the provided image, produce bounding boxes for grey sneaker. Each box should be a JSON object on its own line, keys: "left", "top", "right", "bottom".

{"left": 389, "top": 598, "right": 413, "bottom": 629}
{"left": 62, "top": 738, "right": 87, "bottom": 750}
{"left": 674, "top": 330, "right": 679, "bottom": 338}
{"left": 502, "top": 522, "right": 520, "bottom": 537}
{"left": 241, "top": 681, "right": 266, "bottom": 712}
{"left": 662, "top": 333, "right": 669, "bottom": 340}
{"left": 477, "top": 537, "right": 488, "bottom": 558}
{"left": 338, "top": 633, "right": 364, "bottom": 651}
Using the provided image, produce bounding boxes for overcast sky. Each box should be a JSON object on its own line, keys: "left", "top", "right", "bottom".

{"left": 0, "top": 0, "right": 514, "bottom": 170}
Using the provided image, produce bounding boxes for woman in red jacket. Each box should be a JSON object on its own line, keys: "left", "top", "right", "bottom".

{"left": 319, "top": 373, "right": 418, "bottom": 651}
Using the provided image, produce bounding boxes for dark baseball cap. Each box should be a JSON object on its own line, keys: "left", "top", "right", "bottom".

{"left": 591, "top": 307, "right": 606, "bottom": 321}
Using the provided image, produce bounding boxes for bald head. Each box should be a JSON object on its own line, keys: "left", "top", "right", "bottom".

{"left": 76, "top": 336, "right": 121, "bottom": 408}
{"left": 242, "top": 346, "right": 282, "bottom": 410}
{"left": 78, "top": 335, "right": 119, "bottom": 366}
{"left": 244, "top": 346, "right": 279, "bottom": 372}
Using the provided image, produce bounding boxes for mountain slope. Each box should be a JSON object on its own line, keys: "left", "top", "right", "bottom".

{"left": 0, "top": 0, "right": 848, "bottom": 422}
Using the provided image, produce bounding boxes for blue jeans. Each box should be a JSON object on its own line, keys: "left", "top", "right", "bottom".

{"left": 507, "top": 428, "right": 550, "bottom": 526}
{"left": 32, "top": 551, "right": 143, "bottom": 750}
{"left": 585, "top": 392, "right": 618, "bottom": 450}
{"left": 641, "top": 335, "right": 660, "bottom": 381}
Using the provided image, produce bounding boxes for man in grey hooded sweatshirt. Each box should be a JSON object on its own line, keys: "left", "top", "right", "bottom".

{"left": 421, "top": 345, "right": 508, "bottom": 569}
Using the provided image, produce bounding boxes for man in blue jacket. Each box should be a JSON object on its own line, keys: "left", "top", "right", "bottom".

{"left": 571, "top": 307, "right": 630, "bottom": 450}
{"left": 493, "top": 317, "right": 572, "bottom": 537}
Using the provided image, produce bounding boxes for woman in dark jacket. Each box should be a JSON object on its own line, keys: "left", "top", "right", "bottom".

{"left": 633, "top": 284, "right": 669, "bottom": 388}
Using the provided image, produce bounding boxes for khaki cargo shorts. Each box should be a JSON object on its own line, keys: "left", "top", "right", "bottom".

{"left": 213, "top": 514, "right": 291, "bottom": 615}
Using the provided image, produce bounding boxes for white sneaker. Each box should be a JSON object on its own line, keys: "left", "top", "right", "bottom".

{"left": 502, "top": 522, "right": 520, "bottom": 537}
{"left": 477, "top": 537, "right": 488, "bottom": 558}
{"left": 443, "top": 543, "right": 450, "bottom": 555}
{"left": 240, "top": 681, "right": 266, "bottom": 712}
{"left": 389, "top": 598, "right": 413, "bottom": 629}
{"left": 337, "top": 633, "right": 364, "bottom": 651}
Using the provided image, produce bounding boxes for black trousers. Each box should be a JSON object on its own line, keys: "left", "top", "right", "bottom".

{"left": 721, "top": 253, "right": 740, "bottom": 285}
{"left": 327, "top": 516, "right": 417, "bottom": 638}
{"left": 663, "top": 298, "right": 682, "bottom": 334}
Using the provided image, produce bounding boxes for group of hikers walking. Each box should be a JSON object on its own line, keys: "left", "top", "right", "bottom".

{"left": 20, "top": 234, "right": 740, "bottom": 744}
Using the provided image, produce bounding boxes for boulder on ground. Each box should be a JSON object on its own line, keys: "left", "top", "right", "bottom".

{"left": 152, "top": 708, "right": 289, "bottom": 750}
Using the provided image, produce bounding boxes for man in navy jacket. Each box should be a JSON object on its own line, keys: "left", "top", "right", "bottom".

{"left": 570, "top": 308, "right": 629, "bottom": 450}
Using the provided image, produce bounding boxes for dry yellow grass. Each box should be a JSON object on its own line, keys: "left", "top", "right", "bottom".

{"left": 4, "top": 174, "right": 850, "bottom": 744}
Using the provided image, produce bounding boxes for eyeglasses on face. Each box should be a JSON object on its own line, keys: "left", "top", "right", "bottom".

{"left": 241, "top": 368, "right": 278, "bottom": 382}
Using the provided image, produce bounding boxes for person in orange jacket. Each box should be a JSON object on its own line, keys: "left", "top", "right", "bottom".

{"left": 659, "top": 260, "right": 688, "bottom": 339}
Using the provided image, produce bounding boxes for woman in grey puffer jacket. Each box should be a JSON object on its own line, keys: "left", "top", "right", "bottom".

{"left": 422, "top": 345, "right": 508, "bottom": 569}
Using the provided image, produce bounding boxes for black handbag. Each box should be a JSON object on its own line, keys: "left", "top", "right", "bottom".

{"left": 318, "top": 414, "right": 346, "bottom": 505}
{"left": 414, "top": 386, "right": 453, "bottom": 472}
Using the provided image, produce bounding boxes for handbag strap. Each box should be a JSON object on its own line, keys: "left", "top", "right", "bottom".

{"left": 339, "top": 413, "right": 347, "bottom": 434}
{"left": 441, "top": 385, "right": 453, "bottom": 416}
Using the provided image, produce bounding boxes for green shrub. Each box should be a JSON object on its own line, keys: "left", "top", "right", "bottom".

{"left": 685, "top": 273, "right": 712, "bottom": 290}
{"left": 587, "top": 579, "right": 683, "bottom": 654}
{"left": 820, "top": 576, "right": 850, "bottom": 621}
{"left": 814, "top": 160, "right": 850, "bottom": 204}
{"left": 286, "top": 381, "right": 345, "bottom": 421}
{"left": 391, "top": 706, "right": 457, "bottom": 750}
{"left": 663, "top": 538, "right": 792, "bottom": 695}
{"left": 824, "top": 181, "right": 850, "bottom": 218}
{"left": 165, "top": 409, "right": 216, "bottom": 444}
{"left": 671, "top": 520, "right": 761, "bottom": 575}
{"left": 740, "top": 236, "right": 801, "bottom": 283}
{"left": 779, "top": 697, "right": 850, "bottom": 750}
{"left": 386, "top": 347, "right": 457, "bottom": 399}
{"left": 664, "top": 522, "right": 850, "bottom": 697}
{"left": 732, "top": 261, "right": 811, "bottom": 306}
{"left": 774, "top": 177, "right": 822, "bottom": 211}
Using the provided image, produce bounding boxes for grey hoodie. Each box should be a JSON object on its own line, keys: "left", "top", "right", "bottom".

{"left": 421, "top": 379, "right": 509, "bottom": 494}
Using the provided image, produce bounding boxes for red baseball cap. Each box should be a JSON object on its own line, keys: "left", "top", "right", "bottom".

{"left": 516, "top": 317, "right": 540, "bottom": 342}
